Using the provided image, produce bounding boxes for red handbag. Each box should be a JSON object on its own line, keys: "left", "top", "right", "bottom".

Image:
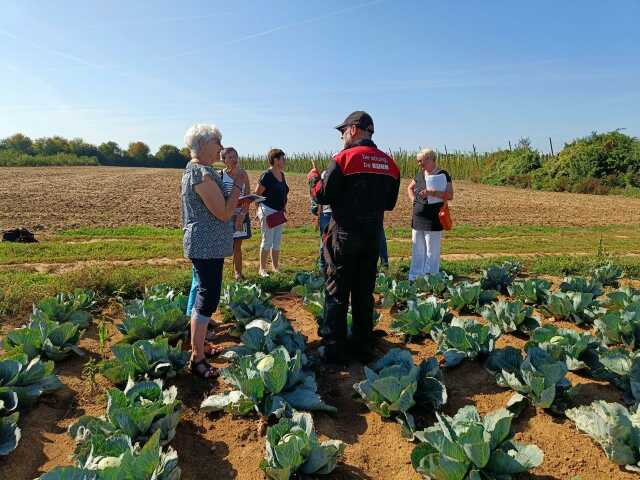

{"left": 266, "top": 210, "right": 287, "bottom": 228}
{"left": 439, "top": 201, "right": 453, "bottom": 230}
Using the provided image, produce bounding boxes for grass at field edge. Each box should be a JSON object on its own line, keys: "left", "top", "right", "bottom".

{"left": 1, "top": 254, "right": 637, "bottom": 323}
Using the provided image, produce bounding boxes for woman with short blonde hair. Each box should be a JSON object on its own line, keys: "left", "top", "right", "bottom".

{"left": 407, "top": 148, "right": 454, "bottom": 280}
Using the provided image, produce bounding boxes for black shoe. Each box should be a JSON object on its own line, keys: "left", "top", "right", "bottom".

{"left": 318, "top": 341, "right": 348, "bottom": 364}
{"left": 348, "top": 336, "right": 379, "bottom": 363}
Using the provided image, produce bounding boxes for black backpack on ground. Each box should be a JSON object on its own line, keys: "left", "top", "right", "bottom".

{"left": 2, "top": 228, "right": 37, "bottom": 243}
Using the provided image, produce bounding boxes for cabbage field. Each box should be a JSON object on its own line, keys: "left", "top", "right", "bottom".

{"left": 2, "top": 260, "right": 640, "bottom": 479}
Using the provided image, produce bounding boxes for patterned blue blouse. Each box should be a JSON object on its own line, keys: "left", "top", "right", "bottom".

{"left": 181, "top": 162, "right": 233, "bottom": 259}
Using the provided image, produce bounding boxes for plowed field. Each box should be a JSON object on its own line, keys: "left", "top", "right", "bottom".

{"left": 3, "top": 166, "right": 640, "bottom": 232}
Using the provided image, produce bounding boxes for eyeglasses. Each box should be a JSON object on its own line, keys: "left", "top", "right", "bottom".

{"left": 339, "top": 125, "right": 354, "bottom": 137}
{"left": 340, "top": 124, "right": 372, "bottom": 137}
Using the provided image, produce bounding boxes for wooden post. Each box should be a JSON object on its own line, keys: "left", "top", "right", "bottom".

{"left": 549, "top": 137, "right": 555, "bottom": 156}
{"left": 472, "top": 144, "right": 477, "bottom": 159}
{"left": 508, "top": 140, "right": 512, "bottom": 151}
{"left": 444, "top": 145, "right": 448, "bottom": 155}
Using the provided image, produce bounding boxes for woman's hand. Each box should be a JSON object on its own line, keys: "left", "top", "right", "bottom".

{"left": 420, "top": 189, "right": 444, "bottom": 199}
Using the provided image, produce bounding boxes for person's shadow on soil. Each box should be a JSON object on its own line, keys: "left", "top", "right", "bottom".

{"left": 330, "top": 464, "right": 375, "bottom": 479}
{"left": 440, "top": 358, "right": 509, "bottom": 413}
{"left": 174, "top": 419, "right": 237, "bottom": 480}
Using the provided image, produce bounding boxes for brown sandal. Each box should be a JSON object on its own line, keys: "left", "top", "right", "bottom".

{"left": 191, "top": 359, "right": 218, "bottom": 379}
{"left": 204, "top": 343, "right": 225, "bottom": 358}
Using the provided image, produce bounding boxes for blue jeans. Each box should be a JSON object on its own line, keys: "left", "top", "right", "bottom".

{"left": 186, "top": 266, "right": 198, "bottom": 317}
{"left": 379, "top": 226, "right": 389, "bottom": 267}
{"left": 318, "top": 212, "right": 332, "bottom": 271}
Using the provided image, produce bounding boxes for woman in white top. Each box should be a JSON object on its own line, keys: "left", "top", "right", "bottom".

{"left": 407, "top": 148, "right": 454, "bottom": 280}
{"left": 221, "top": 147, "right": 251, "bottom": 280}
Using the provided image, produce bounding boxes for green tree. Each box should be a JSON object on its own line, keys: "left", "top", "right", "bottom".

{"left": 127, "top": 141, "right": 151, "bottom": 166}
{"left": 68, "top": 138, "right": 98, "bottom": 158}
{"left": 1, "top": 133, "right": 33, "bottom": 153}
{"left": 156, "top": 144, "right": 188, "bottom": 168}
{"left": 98, "top": 141, "right": 124, "bottom": 165}
{"left": 33, "top": 136, "right": 70, "bottom": 155}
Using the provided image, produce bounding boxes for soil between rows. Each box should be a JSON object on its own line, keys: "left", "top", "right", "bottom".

{"left": 0, "top": 291, "right": 638, "bottom": 480}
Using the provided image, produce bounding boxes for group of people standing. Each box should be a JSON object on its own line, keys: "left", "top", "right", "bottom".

{"left": 180, "top": 111, "right": 454, "bottom": 376}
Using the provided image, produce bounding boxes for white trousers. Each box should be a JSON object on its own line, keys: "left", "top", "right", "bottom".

{"left": 409, "top": 230, "right": 443, "bottom": 280}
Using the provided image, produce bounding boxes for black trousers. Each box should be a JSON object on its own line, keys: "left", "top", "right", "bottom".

{"left": 320, "top": 220, "right": 379, "bottom": 345}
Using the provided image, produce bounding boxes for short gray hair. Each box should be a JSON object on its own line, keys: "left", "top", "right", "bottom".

{"left": 417, "top": 148, "right": 437, "bottom": 162}
{"left": 184, "top": 124, "right": 222, "bottom": 157}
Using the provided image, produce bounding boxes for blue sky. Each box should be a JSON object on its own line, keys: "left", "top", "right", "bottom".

{"left": 1, "top": 0, "right": 638, "bottom": 155}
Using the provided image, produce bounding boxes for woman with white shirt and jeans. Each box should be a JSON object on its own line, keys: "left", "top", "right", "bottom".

{"left": 407, "top": 148, "right": 454, "bottom": 280}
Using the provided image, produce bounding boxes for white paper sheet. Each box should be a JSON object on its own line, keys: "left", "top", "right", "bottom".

{"left": 424, "top": 172, "right": 448, "bottom": 203}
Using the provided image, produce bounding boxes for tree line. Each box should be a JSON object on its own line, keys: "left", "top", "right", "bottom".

{"left": 0, "top": 133, "right": 190, "bottom": 168}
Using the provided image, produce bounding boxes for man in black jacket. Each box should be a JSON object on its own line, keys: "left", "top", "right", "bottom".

{"left": 307, "top": 111, "right": 400, "bottom": 362}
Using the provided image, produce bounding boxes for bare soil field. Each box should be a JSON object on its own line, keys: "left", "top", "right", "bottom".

{"left": 1, "top": 288, "right": 639, "bottom": 480}
{"left": 2, "top": 166, "right": 640, "bottom": 231}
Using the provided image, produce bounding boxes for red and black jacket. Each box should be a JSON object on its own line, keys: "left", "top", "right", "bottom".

{"left": 309, "top": 139, "right": 400, "bottom": 234}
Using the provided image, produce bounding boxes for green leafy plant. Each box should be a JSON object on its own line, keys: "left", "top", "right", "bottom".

{"left": 541, "top": 291, "right": 603, "bottom": 325}
{"left": 3, "top": 317, "right": 84, "bottom": 361}
{"left": 525, "top": 324, "right": 600, "bottom": 371}
{"left": 566, "top": 401, "right": 640, "bottom": 472}
{"left": 390, "top": 298, "right": 453, "bottom": 340}
{"left": 447, "top": 282, "right": 497, "bottom": 314}
{"left": 595, "top": 305, "right": 640, "bottom": 349}
{"left": 591, "top": 263, "right": 624, "bottom": 287}
{"left": 260, "top": 411, "right": 345, "bottom": 479}
{"left": 433, "top": 318, "right": 498, "bottom": 367}
{"left": 485, "top": 346, "right": 572, "bottom": 413}
{"left": 353, "top": 348, "right": 447, "bottom": 436}
{"left": 380, "top": 280, "right": 418, "bottom": 310}
{"left": 201, "top": 347, "right": 336, "bottom": 418}
{"left": 605, "top": 287, "right": 640, "bottom": 311}
{"left": 414, "top": 271, "right": 454, "bottom": 297}
{"left": 480, "top": 263, "right": 519, "bottom": 293}
{"left": 220, "top": 282, "right": 271, "bottom": 314}
{"left": 31, "top": 289, "right": 96, "bottom": 328}
{"left": 301, "top": 290, "right": 325, "bottom": 321}
{"left": 291, "top": 272, "right": 325, "bottom": 299}
{"left": 98, "top": 321, "right": 109, "bottom": 359}
{"left": 141, "top": 284, "right": 187, "bottom": 312}
{"left": 100, "top": 338, "right": 189, "bottom": 385}
{"left": 374, "top": 271, "right": 394, "bottom": 294}
{"left": 0, "top": 412, "right": 20, "bottom": 456}
{"left": 117, "top": 298, "right": 189, "bottom": 343}
{"left": 507, "top": 278, "right": 551, "bottom": 305}
{"left": 222, "top": 313, "right": 307, "bottom": 362}
{"left": 559, "top": 276, "right": 604, "bottom": 297}
{"left": 588, "top": 348, "right": 640, "bottom": 404}
{"left": 481, "top": 300, "right": 541, "bottom": 336}
{"left": 227, "top": 298, "right": 279, "bottom": 337}
{"left": 38, "top": 430, "right": 181, "bottom": 479}
{"left": 411, "top": 405, "right": 543, "bottom": 479}
{"left": 0, "top": 353, "right": 62, "bottom": 407}
{"left": 69, "top": 378, "right": 182, "bottom": 463}
{"left": 82, "top": 358, "right": 100, "bottom": 396}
